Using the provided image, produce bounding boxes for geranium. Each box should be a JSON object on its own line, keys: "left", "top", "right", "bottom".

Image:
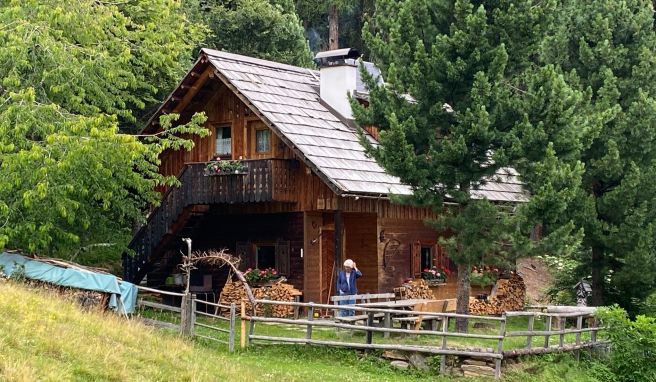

{"left": 470, "top": 266, "right": 500, "bottom": 287}
{"left": 421, "top": 266, "right": 447, "bottom": 283}
{"left": 243, "top": 267, "right": 280, "bottom": 283}
{"left": 204, "top": 158, "right": 246, "bottom": 175}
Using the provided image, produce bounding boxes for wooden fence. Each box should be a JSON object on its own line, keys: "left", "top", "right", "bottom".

{"left": 242, "top": 299, "right": 607, "bottom": 379}
{"left": 135, "top": 286, "right": 237, "bottom": 352}
{"left": 133, "top": 287, "right": 607, "bottom": 379}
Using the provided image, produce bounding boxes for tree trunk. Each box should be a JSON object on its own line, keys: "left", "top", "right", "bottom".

{"left": 455, "top": 263, "right": 471, "bottom": 332}
{"left": 590, "top": 245, "right": 604, "bottom": 306}
{"left": 328, "top": 4, "right": 339, "bottom": 50}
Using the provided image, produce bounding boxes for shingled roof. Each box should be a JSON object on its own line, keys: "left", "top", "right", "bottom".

{"left": 153, "top": 48, "right": 527, "bottom": 202}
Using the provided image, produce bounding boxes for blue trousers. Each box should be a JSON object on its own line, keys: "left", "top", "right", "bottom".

{"left": 338, "top": 297, "right": 355, "bottom": 317}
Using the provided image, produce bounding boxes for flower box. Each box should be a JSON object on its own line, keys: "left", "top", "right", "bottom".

{"left": 204, "top": 158, "right": 248, "bottom": 176}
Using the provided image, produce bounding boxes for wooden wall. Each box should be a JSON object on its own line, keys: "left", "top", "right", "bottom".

{"left": 303, "top": 212, "right": 323, "bottom": 304}
{"left": 191, "top": 212, "right": 304, "bottom": 291}
{"left": 159, "top": 81, "right": 295, "bottom": 179}
{"left": 343, "top": 213, "right": 378, "bottom": 294}
{"left": 377, "top": 218, "right": 445, "bottom": 293}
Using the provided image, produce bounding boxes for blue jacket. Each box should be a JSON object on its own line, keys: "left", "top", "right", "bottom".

{"left": 336, "top": 269, "right": 362, "bottom": 295}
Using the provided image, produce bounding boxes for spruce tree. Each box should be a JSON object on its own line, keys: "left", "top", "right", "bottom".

{"left": 355, "top": 0, "right": 587, "bottom": 330}
{"left": 539, "top": 0, "right": 656, "bottom": 311}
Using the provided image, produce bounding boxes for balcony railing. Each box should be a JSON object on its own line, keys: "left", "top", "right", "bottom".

{"left": 123, "top": 159, "right": 298, "bottom": 283}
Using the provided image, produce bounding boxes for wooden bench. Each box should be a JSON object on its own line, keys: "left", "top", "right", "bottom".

{"left": 393, "top": 300, "right": 448, "bottom": 331}
{"left": 330, "top": 293, "right": 395, "bottom": 325}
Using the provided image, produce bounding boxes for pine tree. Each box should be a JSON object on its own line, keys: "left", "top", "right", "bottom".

{"left": 539, "top": 0, "right": 656, "bottom": 311}
{"left": 355, "top": 0, "right": 586, "bottom": 330}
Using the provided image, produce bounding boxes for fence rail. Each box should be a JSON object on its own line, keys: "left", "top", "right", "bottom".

{"left": 134, "top": 286, "right": 237, "bottom": 352}
{"left": 242, "top": 299, "right": 606, "bottom": 379}
{"left": 133, "top": 287, "right": 606, "bottom": 379}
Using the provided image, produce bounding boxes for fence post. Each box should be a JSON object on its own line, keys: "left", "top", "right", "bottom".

{"left": 190, "top": 295, "right": 197, "bottom": 337}
{"left": 575, "top": 315, "right": 583, "bottom": 361}
{"left": 366, "top": 312, "right": 374, "bottom": 345}
{"left": 526, "top": 314, "right": 535, "bottom": 349}
{"left": 494, "top": 314, "right": 506, "bottom": 380}
{"left": 559, "top": 317, "right": 566, "bottom": 348}
{"left": 229, "top": 303, "right": 236, "bottom": 353}
{"left": 240, "top": 299, "right": 246, "bottom": 349}
{"left": 180, "top": 292, "right": 194, "bottom": 336}
{"left": 248, "top": 300, "right": 257, "bottom": 346}
{"left": 439, "top": 316, "right": 448, "bottom": 375}
{"left": 544, "top": 316, "right": 552, "bottom": 348}
{"left": 306, "top": 303, "right": 314, "bottom": 344}
{"left": 590, "top": 316, "right": 598, "bottom": 344}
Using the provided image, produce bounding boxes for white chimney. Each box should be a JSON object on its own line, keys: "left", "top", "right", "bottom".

{"left": 314, "top": 48, "right": 360, "bottom": 120}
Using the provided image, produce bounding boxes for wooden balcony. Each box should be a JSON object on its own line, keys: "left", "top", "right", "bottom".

{"left": 123, "top": 159, "right": 298, "bottom": 283}
{"left": 185, "top": 159, "right": 298, "bottom": 204}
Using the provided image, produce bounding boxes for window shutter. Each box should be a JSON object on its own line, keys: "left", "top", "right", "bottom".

{"left": 236, "top": 241, "right": 254, "bottom": 270}
{"left": 411, "top": 241, "right": 421, "bottom": 278}
{"left": 275, "top": 240, "right": 291, "bottom": 275}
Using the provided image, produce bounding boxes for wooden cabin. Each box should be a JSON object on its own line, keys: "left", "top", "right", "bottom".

{"left": 123, "top": 48, "right": 526, "bottom": 304}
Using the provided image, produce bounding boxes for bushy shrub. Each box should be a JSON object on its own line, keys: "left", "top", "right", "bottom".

{"left": 598, "top": 307, "right": 656, "bottom": 382}
{"left": 640, "top": 292, "right": 656, "bottom": 317}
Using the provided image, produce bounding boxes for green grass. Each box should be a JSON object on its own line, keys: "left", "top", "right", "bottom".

{"left": 1, "top": 280, "right": 607, "bottom": 381}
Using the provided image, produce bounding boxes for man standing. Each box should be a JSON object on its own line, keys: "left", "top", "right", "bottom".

{"left": 336, "top": 259, "right": 362, "bottom": 317}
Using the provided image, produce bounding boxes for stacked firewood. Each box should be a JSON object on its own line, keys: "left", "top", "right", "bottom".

{"left": 219, "top": 279, "right": 300, "bottom": 317}
{"left": 469, "top": 273, "right": 526, "bottom": 315}
{"left": 401, "top": 279, "right": 435, "bottom": 300}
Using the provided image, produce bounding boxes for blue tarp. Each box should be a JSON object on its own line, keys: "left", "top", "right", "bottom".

{"left": 0, "top": 252, "right": 137, "bottom": 314}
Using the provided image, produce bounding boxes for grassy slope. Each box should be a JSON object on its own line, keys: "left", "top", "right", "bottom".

{"left": 0, "top": 281, "right": 602, "bottom": 382}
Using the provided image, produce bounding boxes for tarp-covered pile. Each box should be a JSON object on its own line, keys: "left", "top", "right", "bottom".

{"left": 0, "top": 252, "right": 137, "bottom": 314}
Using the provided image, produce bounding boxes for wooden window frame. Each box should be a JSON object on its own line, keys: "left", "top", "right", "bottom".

{"left": 214, "top": 124, "right": 233, "bottom": 159}
{"left": 254, "top": 127, "right": 272, "bottom": 155}
{"left": 255, "top": 242, "right": 277, "bottom": 269}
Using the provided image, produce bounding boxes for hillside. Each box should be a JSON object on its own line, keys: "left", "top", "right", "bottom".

{"left": 0, "top": 281, "right": 252, "bottom": 381}
{"left": 0, "top": 281, "right": 606, "bottom": 382}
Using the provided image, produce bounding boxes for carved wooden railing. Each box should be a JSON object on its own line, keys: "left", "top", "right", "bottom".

{"left": 123, "top": 159, "right": 298, "bottom": 283}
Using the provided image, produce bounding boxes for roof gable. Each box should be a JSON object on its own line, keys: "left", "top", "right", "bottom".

{"left": 146, "top": 48, "right": 527, "bottom": 202}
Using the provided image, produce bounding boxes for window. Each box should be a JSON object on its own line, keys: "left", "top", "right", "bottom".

{"left": 215, "top": 126, "right": 232, "bottom": 157}
{"left": 256, "top": 245, "right": 276, "bottom": 269}
{"left": 420, "top": 246, "right": 432, "bottom": 271}
{"left": 255, "top": 129, "right": 271, "bottom": 153}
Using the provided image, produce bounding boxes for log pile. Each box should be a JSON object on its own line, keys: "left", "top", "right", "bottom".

{"left": 400, "top": 279, "right": 435, "bottom": 300}
{"left": 469, "top": 273, "right": 526, "bottom": 315}
{"left": 219, "top": 279, "right": 300, "bottom": 317}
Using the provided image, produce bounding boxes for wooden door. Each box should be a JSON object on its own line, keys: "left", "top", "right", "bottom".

{"left": 275, "top": 240, "right": 290, "bottom": 275}
{"left": 320, "top": 230, "right": 335, "bottom": 305}
{"left": 236, "top": 241, "right": 254, "bottom": 270}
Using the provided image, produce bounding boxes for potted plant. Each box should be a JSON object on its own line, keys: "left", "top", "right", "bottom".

{"left": 242, "top": 267, "right": 280, "bottom": 287}
{"left": 421, "top": 266, "right": 448, "bottom": 286}
{"left": 204, "top": 155, "right": 248, "bottom": 176}
{"left": 470, "top": 266, "right": 500, "bottom": 287}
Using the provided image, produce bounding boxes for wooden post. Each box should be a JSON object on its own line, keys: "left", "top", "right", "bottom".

{"left": 440, "top": 317, "right": 449, "bottom": 374}
{"left": 575, "top": 315, "right": 583, "bottom": 361}
{"left": 248, "top": 300, "right": 257, "bottom": 346}
{"left": 190, "top": 295, "right": 197, "bottom": 337}
{"left": 180, "top": 292, "right": 193, "bottom": 336}
{"left": 384, "top": 312, "right": 391, "bottom": 339}
{"left": 494, "top": 314, "right": 506, "bottom": 380}
{"left": 544, "top": 316, "right": 552, "bottom": 348}
{"left": 334, "top": 209, "right": 343, "bottom": 268}
{"left": 559, "top": 317, "right": 566, "bottom": 348}
{"left": 229, "top": 303, "right": 236, "bottom": 353}
{"left": 240, "top": 299, "right": 246, "bottom": 349}
{"left": 366, "top": 312, "right": 374, "bottom": 345}
{"left": 590, "top": 317, "right": 598, "bottom": 343}
{"left": 307, "top": 303, "right": 314, "bottom": 344}
{"left": 526, "top": 315, "right": 535, "bottom": 349}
